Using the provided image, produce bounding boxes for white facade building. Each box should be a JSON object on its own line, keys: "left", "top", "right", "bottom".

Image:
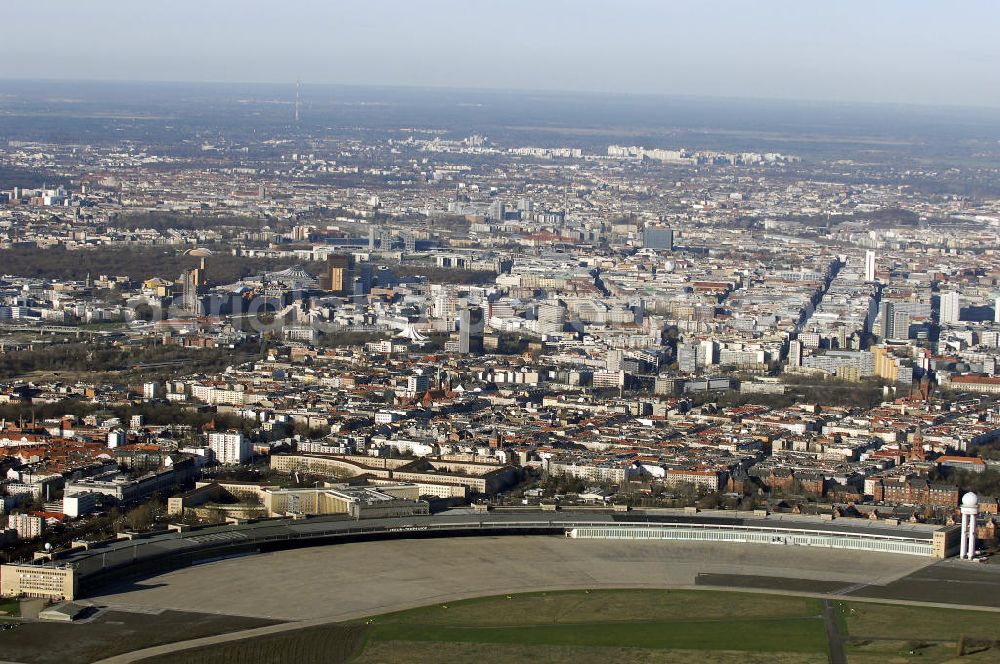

{"left": 864, "top": 250, "right": 876, "bottom": 282}
{"left": 208, "top": 431, "right": 251, "bottom": 465}
{"left": 142, "top": 382, "right": 162, "bottom": 400}
{"left": 63, "top": 492, "right": 100, "bottom": 518}
{"left": 940, "top": 291, "right": 961, "bottom": 325}
{"left": 6, "top": 513, "right": 44, "bottom": 540}
{"left": 107, "top": 429, "right": 127, "bottom": 449}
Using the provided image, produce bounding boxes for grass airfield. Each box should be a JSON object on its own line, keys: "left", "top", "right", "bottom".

{"left": 136, "top": 589, "right": 1000, "bottom": 664}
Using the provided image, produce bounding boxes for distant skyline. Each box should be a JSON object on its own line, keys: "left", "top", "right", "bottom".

{"left": 4, "top": 1, "right": 1000, "bottom": 109}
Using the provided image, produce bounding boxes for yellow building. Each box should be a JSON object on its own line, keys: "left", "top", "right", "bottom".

{"left": 835, "top": 366, "right": 861, "bottom": 382}
{"left": 324, "top": 255, "right": 354, "bottom": 294}
{"left": 872, "top": 345, "right": 899, "bottom": 383}
{"left": 0, "top": 563, "right": 76, "bottom": 601}
{"left": 142, "top": 277, "right": 173, "bottom": 298}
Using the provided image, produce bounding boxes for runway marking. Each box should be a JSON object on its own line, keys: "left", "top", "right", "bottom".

{"left": 832, "top": 582, "right": 870, "bottom": 595}
{"left": 76, "top": 602, "right": 166, "bottom": 615}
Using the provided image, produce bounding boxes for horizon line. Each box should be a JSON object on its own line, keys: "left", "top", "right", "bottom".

{"left": 1, "top": 76, "right": 999, "bottom": 116}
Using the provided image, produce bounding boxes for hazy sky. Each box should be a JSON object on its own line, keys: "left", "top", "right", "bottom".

{"left": 4, "top": 0, "right": 1000, "bottom": 108}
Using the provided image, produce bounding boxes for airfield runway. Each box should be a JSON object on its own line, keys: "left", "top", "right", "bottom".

{"left": 85, "top": 535, "right": 933, "bottom": 621}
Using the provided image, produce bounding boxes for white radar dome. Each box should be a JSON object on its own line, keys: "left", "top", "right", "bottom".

{"left": 961, "top": 492, "right": 979, "bottom": 508}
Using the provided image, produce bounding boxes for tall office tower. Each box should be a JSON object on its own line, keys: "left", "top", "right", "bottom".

{"left": 194, "top": 257, "right": 208, "bottom": 288}
{"left": 607, "top": 349, "right": 625, "bottom": 372}
{"left": 878, "top": 302, "right": 903, "bottom": 340}
{"left": 700, "top": 339, "right": 717, "bottom": 366}
{"left": 940, "top": 291, "right": 961, "bottom": 325}
{"left": 368, "top": 225, "right": 377, "bottom": 250}
{"left": 677, "top": 343, "right": 699, "bottom": 372}
{"left": 179, "top": 257, "right": 207, "bottom": 314}
{"left": 864, "top": 250, "right": 877, "bottom": 282}
{"left": 994, "top": 295, "right": 1000, "bottom": 324}
{"left": 643, "top": 226, "right": 674, "bottom": 251}
{"left": 321, "top": 255, "right": 354, "bottom": 295}
{"left": 835, "top": 326, "right": 848, "bottom": 350}
{"left": 489, "top": 199, "right": 506, "bottom": 221}
{"left": 885, "top": 305, "right": 911, "bottom": 340}
{"left": 537, "top": 300, "right": 567, "bottom": 335}
{"left": 788, "top": 339, "right": 803, "bottom": 368}
{"left": 208, "top": 431, "right": 251, "bottom": 465}
{"left": 458, "top": 305, "right": 485, "bottom": 355}
{"left": 180, "top": 271, "right": 196, "bottom": 312}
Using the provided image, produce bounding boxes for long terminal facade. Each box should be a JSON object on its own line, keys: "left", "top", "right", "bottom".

{"left": 0, "top": 507, "right": 959, "bottom": 601}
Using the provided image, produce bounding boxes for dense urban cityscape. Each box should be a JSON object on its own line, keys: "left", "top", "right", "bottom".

{"left": 2, "top": 81, "right": 1000, "bottom": 661}
{"left": 4, "top": 2, "right": 1000, "bottom": 662}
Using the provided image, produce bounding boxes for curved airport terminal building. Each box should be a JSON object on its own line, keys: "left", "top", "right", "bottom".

{"left": 0, "top": 508, "right": 962, "bottom": 601}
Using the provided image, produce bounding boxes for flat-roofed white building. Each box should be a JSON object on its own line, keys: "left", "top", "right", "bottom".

{"left": 208, "top": 431, "right": 251, "bottom": 465}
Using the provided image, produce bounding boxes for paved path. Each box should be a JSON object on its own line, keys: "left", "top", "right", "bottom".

{"left": 821, "top": 599, "right": 847, "bottom": 664}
